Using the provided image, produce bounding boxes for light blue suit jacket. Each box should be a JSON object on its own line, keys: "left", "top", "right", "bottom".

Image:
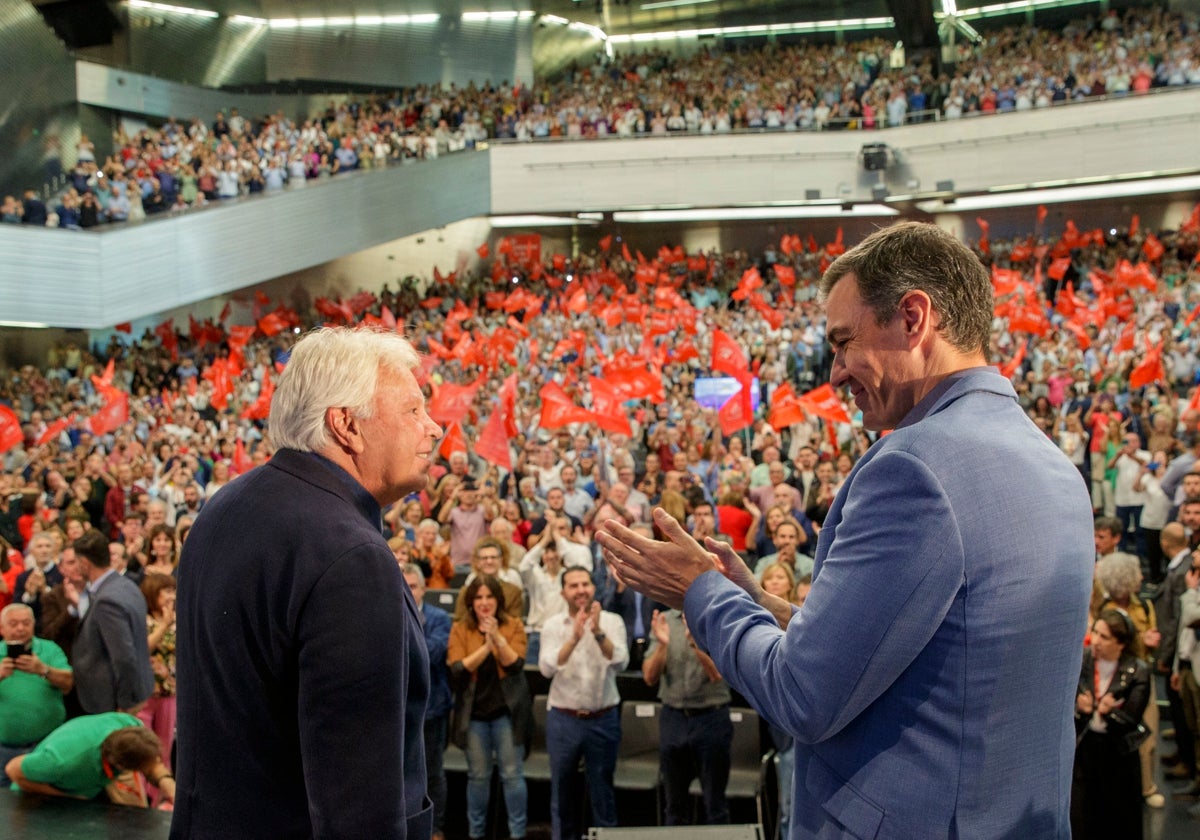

{"left": 687, "top": 368, "right": 1093, "bottom": 839}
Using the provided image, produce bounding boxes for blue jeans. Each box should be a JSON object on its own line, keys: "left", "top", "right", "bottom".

{"left": 525, "top": 631, "right": 541, "bottom": 665}
{"left": 546, "top": 707, "right": 620, "bottom": 840}
{"left": 775, "top": 744, "right": 794, "bottom": 839}
{"left": 466, "top": 715, "right": 527, "bottom": 839}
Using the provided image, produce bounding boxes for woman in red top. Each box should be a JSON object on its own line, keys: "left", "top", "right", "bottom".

{"left": 715, "top": 489, "right": 761, "bottom": 555}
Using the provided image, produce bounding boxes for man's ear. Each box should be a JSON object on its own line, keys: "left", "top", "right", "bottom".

{"left": 898, "top": 290, "right": 936, "bottom": 342}
{"left": 325, "top": 406, "right": 363, "bottom": 453}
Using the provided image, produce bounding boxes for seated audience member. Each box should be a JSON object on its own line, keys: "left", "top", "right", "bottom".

{"left": 0, "top": 604, "right": 73, "bottom": 774}
{"left": 448, "top": 575, "right": 531, "bottom": 840}
{"left": 5, "top": 714, "right": 174, "bottom": 806}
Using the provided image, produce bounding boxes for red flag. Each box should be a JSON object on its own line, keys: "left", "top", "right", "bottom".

{"left": 1184, "top": 304, "right": 1200, "bottom": 328}
{"left": 114, "top": 322, "right": 132, "bottom": 334}
{"left": 0, "top": 405, "right": 23, "bottom": 453}
{"left": 588, "top": 376, "right": 632, "bottom": 436}
{"left": 380, "top": 305, "right": 397, "bottom": 331}
{"left": 998, "top": 342, "right": 1027, "bottom": 379}
{"left": 774, "top": 264, "right": 796, "bottom": 287}
{"left": 88, "top": 392, "right": 129, "bottom": 436}
{"left": 1037, "top": 205, "right": 1047, "bottom": 224}
{"left": 621, "top": 242, "right": 632, "bottom": 262}
{"left": 710, "top": 329, "right": 748, "bottom": 376}
{"left": 476, "top": 242, "right": 490, "bottom": 259}
{"left": 232, "top": 438, "right": 253, "bottom": 475}
{"left": 1142, "top": 234, "right": 1165, "bottom": 262}
{"left": 599, "top": 235, "right": 613, "bottom": 252}
{"left": 767, "top": 383, "right": 807, "bottom": 431}
{"left": 240, "top": 369, "right": 275, "bottom": 421}
{"left": 428, "top": 378, "right": 482, "bottom": 426}
{"left": 475, "top": 409, "right": 512, "bottom": 470}
{"left": 538, "top": 396, "right": 593, "bottom": 429}
{"left": 718, "top": 387, "right": 753, "bottom": 436}
{"left": 218, "top": 301, "right": 231, "bottom": 323}
{"left": 36, "top": 414, "right": 74, "bottom": 446}
{"left": 1129, "top": 342, "right": 1165, "bottom": 389}
{"left": 1048, "top": 257, "right": 1072, "bottom": 281}
{"left": 1129, "top": 214, "right": 1139, "bottom": 238}
{"left": 567, "top": 286, "right": 588, "bottom": 314}
{"left": 437, "top": 421, "right": 468, "bottom": 461}
{"left": 799, "top": 384, "right": 851, "bottom": 424}
{"left": 257, "top": 311, "right": 288, "bottom": 337}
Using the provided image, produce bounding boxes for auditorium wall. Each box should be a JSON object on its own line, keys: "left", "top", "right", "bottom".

{"left": 0, "top": 0, "right": 81, "bottom": 198}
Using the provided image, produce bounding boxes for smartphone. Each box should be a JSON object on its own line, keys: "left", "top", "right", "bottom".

{"left": 5, "top": 642, "right": 28, "bottom": 660}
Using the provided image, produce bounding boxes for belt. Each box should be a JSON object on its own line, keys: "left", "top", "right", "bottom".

{"left": 553, "top": 705, "right": 616, "bottom": 720}
{"left": 667, "top": 703, "right": 729, "bottom": 718}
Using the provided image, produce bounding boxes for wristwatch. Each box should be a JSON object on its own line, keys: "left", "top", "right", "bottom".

{"left": 593, "top": 632, "right": 607, "bottom": 642}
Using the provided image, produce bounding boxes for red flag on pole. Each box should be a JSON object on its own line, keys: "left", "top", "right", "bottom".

{"left": 710, "top": 329, "right": 748, "bottom": 376}
{"left": 767, "top": 383, "right": 808, "bottom": 431}
{"left": 428, "top": 378, "right": 482, "bottom": 426}
{"left": 0, "top": 405, "right": 23, "bottom": 453}
{"left": 89, "top": 392, "right": 129, "bottom": 436}
{"left": 475, "top": 409, "right": 512, "bottom": 470}
{"left": 437, "top": 421, "right": 468, "bottom": 461}
{"left": 798, "top": 384, "right": 851, "bottom": 424}
{"left": 718, "top": 387, "right": 753, "bottom": 436}
{"left": 588, "top": 376, "right": 633, "bottom": 436}
{"left": 232, "top": 438, "right": 253, "bottom": 475}
{"left": 36, "top": 414, "right": 74, "bottom": 446}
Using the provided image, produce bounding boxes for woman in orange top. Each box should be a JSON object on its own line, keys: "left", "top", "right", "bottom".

{"left": 448, "top": 575, "right": 531, "bottom": 840}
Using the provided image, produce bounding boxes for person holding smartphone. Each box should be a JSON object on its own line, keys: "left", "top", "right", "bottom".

{"left": 0, "top": 603, "right": 73, "bottom": 773}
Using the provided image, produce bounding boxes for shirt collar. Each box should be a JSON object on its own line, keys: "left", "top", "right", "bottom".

{"left": 88, "top": 568, "right": 117, "bottom": 593}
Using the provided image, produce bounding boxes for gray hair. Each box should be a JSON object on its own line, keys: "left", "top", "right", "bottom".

{"left": 401, "top": 562, "right": 425, "bottom": 581}
{"left": 1, "top": 603, "right": 34, "bottom": 622}
{"left": 1096, "top": 552, "right": 1142, "bottom": 602}
{"left": 269, "top": 327, "right": 421, "bottom": 452}
{"left": 820, "top": 221, "right": 992, "bottom": 356}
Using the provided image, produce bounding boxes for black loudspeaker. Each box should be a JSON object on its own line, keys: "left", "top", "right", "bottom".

{"left": 34, "top": 0, "right": 121, "bottom": 49}
{"left": 936, "top": 179, "right": 955, "bottom": 192}
{"left": 804, "top": 189, "right": 821, "bottom": 201}
{"left": 861, "top": 143, "right": 888, "bottom": 171}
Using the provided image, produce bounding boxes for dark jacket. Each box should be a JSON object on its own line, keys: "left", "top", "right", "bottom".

{"left": 72, "top": 571, "right": 154, "bottom": 713}
{"left": 170, "top": 449, "right": 432, "bottom": 840}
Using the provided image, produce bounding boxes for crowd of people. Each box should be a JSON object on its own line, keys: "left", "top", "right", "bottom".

{"left": 4, "top": 6, "right": 1200, "bottom": 229}
{"left": 2, "top": 201, "right": 1200, "bottom": 832}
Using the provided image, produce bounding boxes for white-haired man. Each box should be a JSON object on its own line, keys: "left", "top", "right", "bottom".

{"left": 172, "top": 328, "right": 442, "bottom": 840}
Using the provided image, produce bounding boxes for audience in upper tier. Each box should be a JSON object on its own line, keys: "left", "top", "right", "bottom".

{"left": 3, "top": 208, "right": 1200, "bottom": 820}
{"left": 5, "top": 6, "right": 1200, "bottom": 228}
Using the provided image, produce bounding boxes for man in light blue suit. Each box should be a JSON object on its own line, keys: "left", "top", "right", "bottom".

{"left": 600, "top": 222, "right": 1094, "bottom": 839}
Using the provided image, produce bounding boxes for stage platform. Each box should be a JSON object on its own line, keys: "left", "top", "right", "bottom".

{"left": 1, "top": 790, "right": 171, "bottom": 839}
